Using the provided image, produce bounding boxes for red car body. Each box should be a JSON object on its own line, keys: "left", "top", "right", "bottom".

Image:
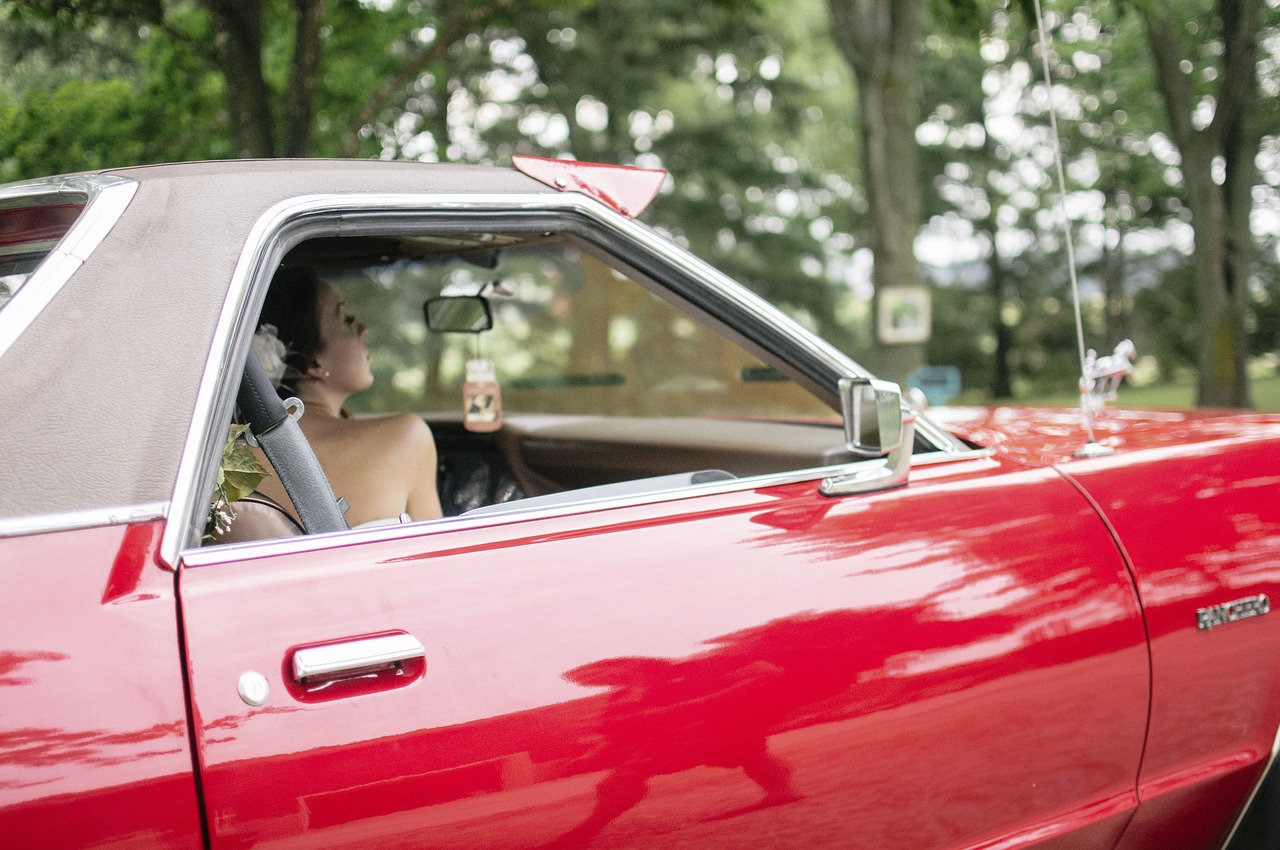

{"left": 1, "top": 161, "right": 1278, "bottom": 850}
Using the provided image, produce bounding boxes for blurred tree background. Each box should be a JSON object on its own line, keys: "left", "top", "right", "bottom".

{"left": 3, "top": 0, "right": 1279, "bottom": 407}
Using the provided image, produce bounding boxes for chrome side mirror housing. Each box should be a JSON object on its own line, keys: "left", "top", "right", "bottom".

{"left": 822, "top": 377, "right": 915, "bottom": 497}
{"left": 840, "top": 377, "right": 903, "bottom": 457}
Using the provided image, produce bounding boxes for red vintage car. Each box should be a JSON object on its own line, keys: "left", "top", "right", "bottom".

{"left": 1, "top": 158, "right": 1278, "bottom": 850}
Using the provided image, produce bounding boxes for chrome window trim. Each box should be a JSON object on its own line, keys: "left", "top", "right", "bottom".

{"left": 0, "top": 175, "right": 99, "bottom": 206}
{"left": 911, "top": 409, "right": 967, "bottom": 453}
{"left": 163, "top": 190, "right": 967, "bottom": 567}
{"left": 0, "top": 501, "right": 168, "bottom": 540}
{"left": 179, "top": 448, "right": 996, "bottom": 568}
{"left": 0, "top": 175, "right": 139, "bottom": 361}
{"left": 913, "top": 446, "right": 994, "bottom": 466}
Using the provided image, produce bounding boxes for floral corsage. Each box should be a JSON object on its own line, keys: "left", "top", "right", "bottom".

{"left": 205, "top": 423, "right": 270, "bottom": 540}
{"left": 252, "top": 323, "right": 290, "bottom": 389}
{"left": 205, "top": 325, "right": 289, "bottom": 539}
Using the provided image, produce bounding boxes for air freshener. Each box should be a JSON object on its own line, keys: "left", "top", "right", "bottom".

{"left": 463, "top": 358, "right": 502, "bottom": 432}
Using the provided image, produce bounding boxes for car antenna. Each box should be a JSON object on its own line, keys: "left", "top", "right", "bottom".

{"left": 1030, "top": 0, "right": 1134, "bottom": 459}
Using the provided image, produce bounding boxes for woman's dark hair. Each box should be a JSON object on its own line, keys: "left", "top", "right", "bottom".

{"left": 259, "top": 266, "right": 326, "bottom": 398}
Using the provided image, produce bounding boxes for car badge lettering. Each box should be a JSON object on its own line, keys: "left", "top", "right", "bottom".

{"left": 1196, "top": 594, "right": 1271, "bottom": 631}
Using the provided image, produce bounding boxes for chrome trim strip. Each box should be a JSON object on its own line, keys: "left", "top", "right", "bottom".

{"left": 1218, "top": 720, "right": 1280, "bottom": 849}
{"left": 0, "top": 175, "right": 88, "bottom": 206}
{"left": 0, "top": 501, "right": 168, "bottom": 539}
{"left": 292, "top": 633, "right": 425, "bottom": 682}
{"left": 163, "top": 190, "right": 966, "bottom": 566}
{"left": 912, "top": 445, "right": 995, "bottom": 466}
{"left": 912, "top": 410, "right": 968, "bottom": 453}
{"left": 179, "top": 448, "right": 995, "bottom": 567}
{"left": 54, "top": 176, "right": 141, "bottom": 259}
{"left": 0, "top": 175, "right": 139, "bottom": 361}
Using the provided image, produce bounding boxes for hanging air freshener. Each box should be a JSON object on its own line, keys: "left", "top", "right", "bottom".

{"left": 463, "top": 358, "right": 502, "bottom": 432}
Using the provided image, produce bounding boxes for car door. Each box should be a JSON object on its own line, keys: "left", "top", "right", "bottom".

{"left": 177, "top": 451, "right": 1149, "bottom": 850}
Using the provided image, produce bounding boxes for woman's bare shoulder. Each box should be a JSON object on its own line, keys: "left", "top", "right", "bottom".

{"left": 345, "top": 414, "right": 436, "bottom": 461}
{"left": 350, "top": 412, "right": 433, "bottom": 440}
{"left": 302, "top": 413, "right": 434, "bottom": 467}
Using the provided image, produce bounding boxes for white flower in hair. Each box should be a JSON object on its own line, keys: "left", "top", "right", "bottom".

{"left": 252, "top": 323, "right": 289, "bottom": 389}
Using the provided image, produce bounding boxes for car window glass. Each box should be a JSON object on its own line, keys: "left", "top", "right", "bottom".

{"left": 333, "top": 238, "right": 836, "bottom": 423}
{"left": 0, "top": 201, "right": 85, "bottom": 314}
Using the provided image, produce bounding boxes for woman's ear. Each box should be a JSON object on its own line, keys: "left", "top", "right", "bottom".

{"left": 304, "top": 362, "right": 327, "bottom": 381}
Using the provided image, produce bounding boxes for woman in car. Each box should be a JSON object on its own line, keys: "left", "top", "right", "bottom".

{"left": 251, "top": 266, "right": 443, "bottom": 526}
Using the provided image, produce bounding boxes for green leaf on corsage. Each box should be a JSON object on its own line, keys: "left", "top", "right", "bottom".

{"left": 205, "top": 423, "right": 270, "bottom": 540}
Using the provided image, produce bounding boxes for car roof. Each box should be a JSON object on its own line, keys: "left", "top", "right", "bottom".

{"left": 0, "top": 160, "right": 555, "bottom": 522}
{"left": 101, "top": 157, "right": 554, "bottom": 197}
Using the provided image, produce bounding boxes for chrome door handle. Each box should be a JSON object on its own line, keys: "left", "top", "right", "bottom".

{"left": 292, "top": 633, "right": 425, "bottom": 683}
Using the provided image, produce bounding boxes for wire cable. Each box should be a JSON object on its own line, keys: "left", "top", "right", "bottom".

{"left": 1031, "top": 0, "right": 1100, "bottom": 446}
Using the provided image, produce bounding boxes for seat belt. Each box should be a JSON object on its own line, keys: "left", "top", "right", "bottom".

{"left": 237, "top": 353, "right": 349, "bottom": 534}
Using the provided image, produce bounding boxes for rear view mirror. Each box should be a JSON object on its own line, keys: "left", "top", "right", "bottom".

{"left": 424, "top": 296, "right": 493, "bottom": 333}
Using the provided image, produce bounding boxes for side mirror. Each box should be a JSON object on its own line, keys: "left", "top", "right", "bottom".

{"left": 839, "top": 376, "right": 903, "bottom": 457}
{"left": 424, "top": 296, "right": 493, "bottom": 333}
{"left": 822, "top": 377, "right": 914, "bottom": 497}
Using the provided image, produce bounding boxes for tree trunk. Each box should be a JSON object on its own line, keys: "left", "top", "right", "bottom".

{"left": 981, "top": 225, "right": 1015, "bottom": 401}
{"left": 1185, "top": 143, "right": 1253, "bottom": 407}
{"left": 828, "top": 0, "right": 927, "bottom": 387}
{"left": 200, "top": 0, "right": 275, "bottom": 158}
{"left": 284, "top": 0, "right": 324, "bottom": 157}
{"left": 430, "top": 72, "right": 453, "bottom": 162}
{"left": 978, "top": 117, "right": 1014, "bottom": 399}
{"left": 1143, "top": 0, "right": 1259, "bottom": 407}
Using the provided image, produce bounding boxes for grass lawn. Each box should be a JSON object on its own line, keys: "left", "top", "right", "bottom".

{"left": 957, "top": 374, "right": 1280, "bottom": 411}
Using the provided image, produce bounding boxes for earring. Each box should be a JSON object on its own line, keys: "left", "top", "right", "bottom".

{"left": 323, "top": 371, "right": 331, "bottom": 379}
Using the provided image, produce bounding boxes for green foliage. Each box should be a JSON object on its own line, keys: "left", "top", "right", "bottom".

{"left": 925, "top": 284, "right": 997, "bottom": 393}
{"left": 0, "top": 1, "right": 229, "bottom": 177}
{"left": 394, "top": 0, "right": 869, "bottom": 354}
{"left": 308, "top": 0, "right": 421, "bottom": 157}
{"left": 1253, "top": 253, "right": 1280, "bottom": 357}
{"left": 1132, "top": 263, "right": 1197, "bottom": 373}
{"left": 2, "top": 79, "right": 149, "bottom": 178}
{"left": 4, "top": 0, "right": 1280, "bottom": 406}
{"left": 217, "top": 423, "right": 269, "bottom": 503}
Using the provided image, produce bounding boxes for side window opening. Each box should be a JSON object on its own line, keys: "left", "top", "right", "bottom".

{"left": 208, "top": 226, "right": 854, "bottom": 544}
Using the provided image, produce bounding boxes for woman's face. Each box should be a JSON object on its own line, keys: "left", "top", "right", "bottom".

{"left": 312, "top": 281, "right": 373, "bottom": 394}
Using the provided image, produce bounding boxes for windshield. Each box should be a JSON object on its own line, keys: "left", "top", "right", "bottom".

{"left": 323, "top": 235, "right": 837, "bottom": 422}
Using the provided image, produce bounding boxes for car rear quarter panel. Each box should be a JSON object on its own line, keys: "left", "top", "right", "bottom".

{"left": 1056, "top": 417, "right": 1280, "bottom": 850}
{"left": 0, "top": 520, "right": 203, "bottom": 848}
{"left": 0, "top": 162, "right": 556, "bottom": 523}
